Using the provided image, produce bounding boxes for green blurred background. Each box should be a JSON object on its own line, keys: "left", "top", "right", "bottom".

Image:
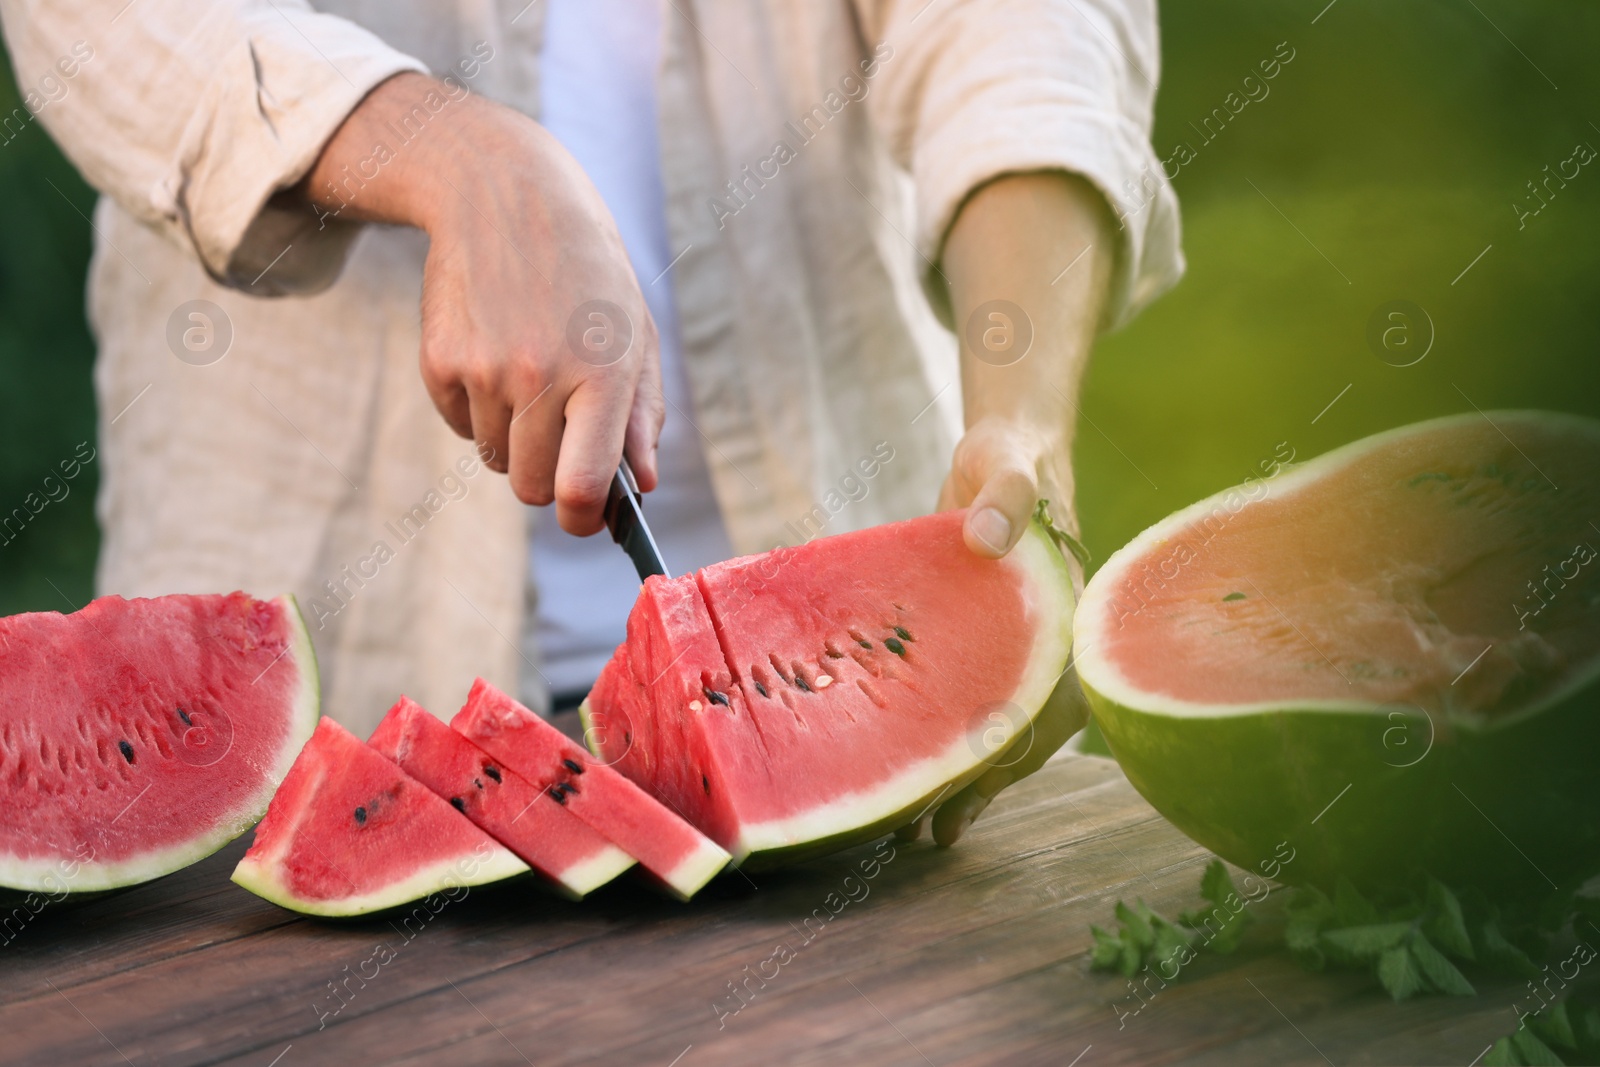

{"left": 2, "top": 0, "right": 1598, "bottom": 622}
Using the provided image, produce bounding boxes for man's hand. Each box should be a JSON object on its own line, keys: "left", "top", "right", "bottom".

{"left": 908, "top": 170, "right": 1116, "bottom": 845}
{"left": 300, "top": 73, "right": 663, "bottom": 535}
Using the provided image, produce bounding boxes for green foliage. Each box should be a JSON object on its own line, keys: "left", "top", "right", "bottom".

{"left": 1089, "top": 860, "right": 1250, "bottom": 980}
{"left": 1179, "top": 859, "right": 1255, "bottom": 954}
{"left": 1285, "top": 877, "right": 1507, "bottom": 1001}
{"left": 1090, "top": 898, "right": 1195, "bottom": 980}
{"left": 1483, "top": 996, "right": 1600, "bottom": 1066}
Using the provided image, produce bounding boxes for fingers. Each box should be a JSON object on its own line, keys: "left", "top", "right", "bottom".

{"left": 625, "top": 355, "right": 666, "bottom": 494}
{"left": 931, "top": 774, "right": 1001, "bottom": 846}
{"left": 508, "top": 383, "right": 564, "bottom": 505}
{"left": 466, "top": 384, "right": 512, "bottom": 475}
{"left": 964, "top": 463, "right": 1037, "bottom": 558}
{"left": 894, "top": 815, "right": 930, "bottom": 843}
{"left": 930, "top": 666, "right": 1093, "bottom": 846}
{"left": 552, "top": 377, "right": 632, "bottom": 535}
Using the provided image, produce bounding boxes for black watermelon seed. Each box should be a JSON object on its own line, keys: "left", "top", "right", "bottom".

{"left": 118, "top": 740, "right": 134, "bottom": 764}
{"left": 484, "top": 765, "right": 502, "bottom": 783}
{"left": 548, "top": 786, "right": 568, "bottom": 805}
{"left": 703, "top": 688, "right": 730, "bottom": 707}
{"left": 793, "top": 675, "right": 811, "bottom": 692}
{"left": 177, "top": 708, "right": 192, "bottom": 726}
{"left": 702, "top": 774, "right": 711, "bottom": 795}
{"left": 472, "top": 778, "right": 483, "bottom": 790}
{"left": 885, "top": 638, "right": 907, "bottom": 658}
{"left": 857, "top": 639, "right": 873, "bottom": 649}
{"left": 450, "top": 797, "right": 466, "bottom": 813}
{"left": 894, "top": 626, "right": 913, "bottom": 642}
{"left": 754, "top": 680, "right": 769, "bottom": 698}
{"left": 354, "top": 806, "right": 368, "bottom": 825}
{"left": 562, "top": 758, "right": 584, "bottom": 774}
{"left": 562, "top": 781, "right": 580, "bottom": 795}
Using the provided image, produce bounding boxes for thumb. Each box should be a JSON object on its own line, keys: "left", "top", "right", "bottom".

{"left": 963, "top": 465, "right": 1037, "bottom": 558}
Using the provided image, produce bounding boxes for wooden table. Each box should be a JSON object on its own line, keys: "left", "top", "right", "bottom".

{"left": 2, "top": 749, "right": 1521, "bottom": 1066}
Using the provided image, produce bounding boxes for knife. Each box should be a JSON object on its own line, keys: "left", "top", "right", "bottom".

{"left": 604, "top": 458, "right": 670, "bottom": 581}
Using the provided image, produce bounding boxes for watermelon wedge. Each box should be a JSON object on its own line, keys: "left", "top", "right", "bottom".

{"left": 0, "top": 593, "right": 318, "bottom": 896}
{"left": 581, "top": 509, "right": 1078, "bottom": 864}
{"left": 368, "top": 697, "right": 635, "bottom": 899}
{"left": 454, "top": 680, "right": 731, "bottom": 900}
{"left": 1074, "top": 411, "right": 1600, "bottom": 895}
{"left": 232, "top": 718, "right": 528, "bottom": 916}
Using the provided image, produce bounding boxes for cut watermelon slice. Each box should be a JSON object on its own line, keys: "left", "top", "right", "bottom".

{"left": 454, "top": 679, "right": 731, "bottom": 900}
{"left": 0, "top": 593, "right": 318, "bottom": 895}
{"left": 582, "top": 509, "right": 1077, "bottom": 864}
{"left": 1074, "top": 411, "right": 1600, "bottom": 894}
{"left": 368, "top": 697, "right": 634, "bottom": 899}
{"left": 232, "top": 718, "right": 528, "bottom": 916}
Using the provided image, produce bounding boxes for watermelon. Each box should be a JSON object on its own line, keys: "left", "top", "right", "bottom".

{"left": 1074, "top": 411, "right": 1600, "bottom": 895}
{"left": 233, "top": 718, "right": 528, "bottom": 916}
{"left": 581, "top": 509, "right": 1078, "bottom": 864}
{"left": 0, "top": 593, "right": 318, "bottom": 896}
{"left": 454, "top": 679, "right": 731, "bottom": 900}
{"left": 368, "top": 696, "right": 635, "bottom": 898}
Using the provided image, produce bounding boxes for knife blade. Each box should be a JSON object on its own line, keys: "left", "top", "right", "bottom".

{"left": 604, "top": 458, "right": 670, "bottom": 581}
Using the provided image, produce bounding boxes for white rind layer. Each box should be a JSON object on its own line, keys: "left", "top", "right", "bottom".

{"left": 1074, "top": 411, "right": 1600, "bottom": 725}
{"left": 231, "top": 844, "right": 530, "bottom": 918}
{"left": 660, "top": 836, "right": 734, "bottom": 901}
{"left": 556, "top": 843, "right": 637, "bottom": 900}
{"left": 0, "top": 595, "right": 322, "bottom": 895}
{"left": 731, "top": 520, "right": 1078, "bottom": 861}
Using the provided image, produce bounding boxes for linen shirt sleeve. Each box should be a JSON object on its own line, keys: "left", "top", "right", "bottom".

{"left": 0, "top": 0, "right": 427, "bottom": 294}
{"left": 853, "top": 0, "right": 1184, "bottom": 330}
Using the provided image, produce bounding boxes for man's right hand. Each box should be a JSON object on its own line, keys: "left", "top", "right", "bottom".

{"left": 300, "top": 73, "right": 663, "bottom": 536}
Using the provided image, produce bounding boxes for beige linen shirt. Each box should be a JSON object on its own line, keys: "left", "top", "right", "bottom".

{"left": 1, "top": 0, "right": 1182, "bottom": 735}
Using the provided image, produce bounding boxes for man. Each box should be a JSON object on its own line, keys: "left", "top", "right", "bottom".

{"left": 0, "top": 0, "right": 1181, "bottom": 841}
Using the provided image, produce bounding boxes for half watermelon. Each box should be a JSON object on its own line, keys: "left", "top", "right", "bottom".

{"left": 1074, "top": 411, "right": 1600, "bottom": 895}
{"left": 233, "top": 717, "right": 529, "bottom": 916}
{"left": 581, "top": 509, "right": 1078, "bottom": 864}
{"left": 368, "top": 696, "right": 636, "bottom": 898}
{"left": 0, "top": 593, "right": 318, "bottom": 896}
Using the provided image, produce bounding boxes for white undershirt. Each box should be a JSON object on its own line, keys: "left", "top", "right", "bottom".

{"left": 528, "top": 0, "right": 734, "bottom": 700}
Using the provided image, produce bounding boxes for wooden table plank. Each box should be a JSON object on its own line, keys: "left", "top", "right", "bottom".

{"left": 1, "top": 754, "right": 1521, "bottom": 1066}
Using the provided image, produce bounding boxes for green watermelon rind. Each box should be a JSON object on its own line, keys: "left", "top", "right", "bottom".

{"left": 0, "top": 595, "right": 322, "bottom": 896}
{"left": 1074, "top": 411, "right": 1600, "bottom": 895}
{"left": 583, "top": 516, "right": 1079, "bottom": 867}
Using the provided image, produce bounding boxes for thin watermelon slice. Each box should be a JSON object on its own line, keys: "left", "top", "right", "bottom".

{"left": 582, "top": 509, "right": 1077, "bottom": 864}
{"left": 232, "top": 718, "right": 528, "bottom": 916}
{"left": 368, "top": 697, "right": 635, "bottom": 899}
{"left": 0, "top": 593, "right": 318, "bottom": 895}
{"left": 1074, "top": 411, "right": 1600, "bottom": 895}
{"left": 454, "top": 679, "right": 731, "bottom": 900}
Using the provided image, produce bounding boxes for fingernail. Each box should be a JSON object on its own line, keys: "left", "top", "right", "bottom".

{"left": 970, "top": 508, "right": 1012, "bottom": 554}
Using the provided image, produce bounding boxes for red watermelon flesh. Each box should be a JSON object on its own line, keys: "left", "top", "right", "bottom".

{"left": 583, "top": 509, "right": 1077, "bottom": 863}
{"left": 454, "top": 679, "right": 731, "bottom": 900}
{"left": 232, "top": 718, "right": 528, "bottom": 916}
{"left": 1, "top": 593, "right": 318, "bottom": 894}
{"left": 368, "top": 697, "right": 634, "bottom": 899}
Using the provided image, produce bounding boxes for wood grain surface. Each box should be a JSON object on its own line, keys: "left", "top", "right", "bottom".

{"left": 0, "top": 742, "right": 1520, "bottom": 1067}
